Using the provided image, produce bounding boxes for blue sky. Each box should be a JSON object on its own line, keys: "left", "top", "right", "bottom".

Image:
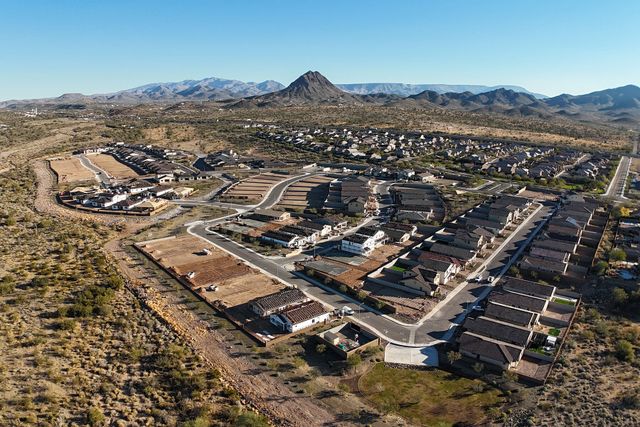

{"left": 1, "top": 0, "right": 638, "bottom": 100}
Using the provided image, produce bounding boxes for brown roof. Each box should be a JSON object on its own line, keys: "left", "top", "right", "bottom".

{"left": 281, "top": 301, "right": 327, "bottom": 325}
{"left": 252, "top": 289, "right": 308, "bottom": 313}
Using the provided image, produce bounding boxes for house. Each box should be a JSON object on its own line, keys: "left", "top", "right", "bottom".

{"left": 381, "top": 227, "right": 411, "bottom": 243}
{"left": 532, "top": 238, "right": 578, "bottom": 254}
{"left": 463, "top": 316, "right": 533, "bottom": 348}
{"left": 317, "top": 215, "right": 348, "bottom": 230}
{"left": 520, "top": 255, "right": 568, "bottom": 275}
{"left": 463, "top": 217, "right": 506, "bottom": 235}
{"left": 280, "top": 225, "right": 320, "bottom": 245}
{"left": 260, "top": 230, "right": 301, "bottom": 248}
{"left": 458, "top": 331, "right": 525, "bottom": 369}
{"left": 417, "top": 256, "right": 457, "bottom": 285}
{"left": 547, "top": 223, "right": 583, "bottom": 241}
{"left": 345, "top": 196, "right": 367, "bottom": 214}
{"left": 484, "top": 302, "right": 539, "bottom": 328}
{"left": 250, "top": 288, "right": 310, "bottom": 317}
{"left": 341, "top": 233, "right": 381, "bottom": 256}
{"left": 529, "top": 247, "right": 571, "bottom": 264}
{"left": 387, "top": 222, "right": 418, "bottom": 235}
{"left": 417, "top": 250, "right": 463, "bottom": 275}
{"left": 428, "top": 243, "right": 477, "bottom": 263}
{"left": 453, "top": 228, "right": 486, "bottom": 250}
{"left": 298, "top": 220, "right": 332, "bottom": 237}
{"left": 269, "top": 301, "right": 330, "bottom": 333}
{"left": 398, "top": 266, "right": 440, "bottom": 296}
{"left": 501, "top": 276, "right": 556, "bottom": 300}
{"left": 488, "top": 289, "right": 549, "bottom": 314}
{"left": 251, "top": 209, "right": 291, "bottom": 222}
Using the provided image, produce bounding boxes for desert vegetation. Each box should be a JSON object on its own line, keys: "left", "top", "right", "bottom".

{"left": 0, "top": 124, "right": 264, "bottom": 425}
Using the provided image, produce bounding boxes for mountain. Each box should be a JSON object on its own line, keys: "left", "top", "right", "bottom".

{"left": 228, "top": 71, "right": 375, "bottom": 108}
{"left": 386, "top": 87, "right": 552, "bottom": 118}
{"left": 0, "top": 77, "right": 285, "bottom": 108}
{"left": 337, "top": 83, "right": 547, "bottom": 99}
{"left": 546, "top": 85, "right": 640, "bottom": 111}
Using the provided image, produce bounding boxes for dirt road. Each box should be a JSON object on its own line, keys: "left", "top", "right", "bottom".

{"left": 106, "top": 239, "right": 337, "bottom": 426}
{"left": 33, "top": 155, "right": 338, "bottom": 425}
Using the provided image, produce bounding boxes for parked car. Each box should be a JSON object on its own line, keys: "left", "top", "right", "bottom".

{"left": 341, "top": 306, "right": 355, "bottom": 316}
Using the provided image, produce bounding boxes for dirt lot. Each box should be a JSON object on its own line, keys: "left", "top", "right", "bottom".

{"left": 138, "top": 234, "right": 284, "bottom": 308}
{"left": 277, "top": 174, "right": 333, "bottom": 210}
{"left": 49, "top": 157, "right": 96, "bottom": 183}
{"left": 221, "top": 172, "right": 289, "bottom": 203}
{"left": 519, "top": 189, "right": 561, "bottom": 202}
{"left": 87, "top": 153, "right": 138, "bottom": 179}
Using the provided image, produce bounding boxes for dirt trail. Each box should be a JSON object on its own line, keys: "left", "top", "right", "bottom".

{"left": 106, "top": 239, "right": 337, "bottom": 426}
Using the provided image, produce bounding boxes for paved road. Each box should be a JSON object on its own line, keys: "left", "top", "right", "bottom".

{"left": 413, "top": 202, "right": 554, "bottom": 344}
{"left": 604, "top": 156, "right": 631, "bottom": 200}
{"left": 187, "top": 199, "right": 552, "bottom": 346}
{"left": 76, "top": 154, "right": 110, "bottom": 184}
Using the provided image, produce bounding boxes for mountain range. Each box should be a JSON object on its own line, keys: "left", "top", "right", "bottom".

{"left": 2, "top": 70, "right": 639, "bottom": 127}
{"left": 0, "top": 74, "right": 545, "bottom": 107}
{"left": 337, "top": 83, "right": 547, "bottom": 98}
{"left": 224, "top": 71, "right": 640, "bottom": 127}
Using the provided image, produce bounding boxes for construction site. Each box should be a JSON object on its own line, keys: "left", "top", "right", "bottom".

{"left": 49, "top": 157, "right": 96, "bottom": 183}
{"left": 219, "top": 172, "right": 291, "bottom": 204}
{"left": 275, "top": 174, "right": 334, "bottom": 211}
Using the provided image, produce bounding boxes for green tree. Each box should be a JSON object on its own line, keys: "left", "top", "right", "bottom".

{"left": 612, "top": 287, "right": 629, "bottom": 307}
{"left": 594, "top": 260, "right": 609, "bottom": 276}
{"left": 315, "top": 343, "right": 327, "bottom": 354}
{"left": 609, "top": 248, "right": 627, "bottom": 262}
{"left": 347, "top": 354, "right": 362, "bottom": 369}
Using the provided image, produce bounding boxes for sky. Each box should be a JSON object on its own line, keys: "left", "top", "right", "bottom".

{"left": 1, "top": 0, "right": 639, "bottom": 100}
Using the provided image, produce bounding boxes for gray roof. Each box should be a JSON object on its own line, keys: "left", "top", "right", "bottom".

{"left": 488, "top": 289, "right": 548, "bottom": 313}
{"left": 484, "top": 302, "right": 537, "bottom": 327}
{"left": 458, "top": 331, "right": 524, "bottom": 365}
{"left": 463, "top": 316, "right": 532, "bottom": 347}
{"left": 501, "top": 276, "right": 556, "bottom": 299}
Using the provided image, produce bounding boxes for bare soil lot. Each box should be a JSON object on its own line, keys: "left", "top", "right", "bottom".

{"left": 49, "top": 157, "right": 96, "bottom": 183}
{"left": 138, "top": 234, "right": 284, "bottom": 308}
{"left": 220, "top": 172, "right": 289, "bottom": 203}
{"left": 88, "top": 153, "right": 139, "bottom": 179}
{"left": 277, "top": 174, "right": 333, "bottom": 210}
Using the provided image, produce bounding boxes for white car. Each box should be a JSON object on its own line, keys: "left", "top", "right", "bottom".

{"left": 486, "top": 276, "right": 495, "bottom": 283}
{"left": 341, "top": 306, "right": 355, "bottom": 316}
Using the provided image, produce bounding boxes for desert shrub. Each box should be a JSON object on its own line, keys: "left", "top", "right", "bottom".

{"left": 234, "top": 411, "right": 270, "bottom": 427}
{"left": 86, "top": 407, "right": 105, "bottom": 426}
{"left": 615, "top": 340, "right": 635, "bottom": 362}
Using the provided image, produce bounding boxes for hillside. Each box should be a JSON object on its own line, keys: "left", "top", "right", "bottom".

{"left": 228, "top": 71, "right": 377, "bottom": 108}
{"left": 337, "top": 82, "right": 547, "bottom": 98}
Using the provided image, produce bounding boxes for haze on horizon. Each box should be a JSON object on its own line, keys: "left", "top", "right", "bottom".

{"left": 1, "top": 0, "right": 638, "bottom": 101}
